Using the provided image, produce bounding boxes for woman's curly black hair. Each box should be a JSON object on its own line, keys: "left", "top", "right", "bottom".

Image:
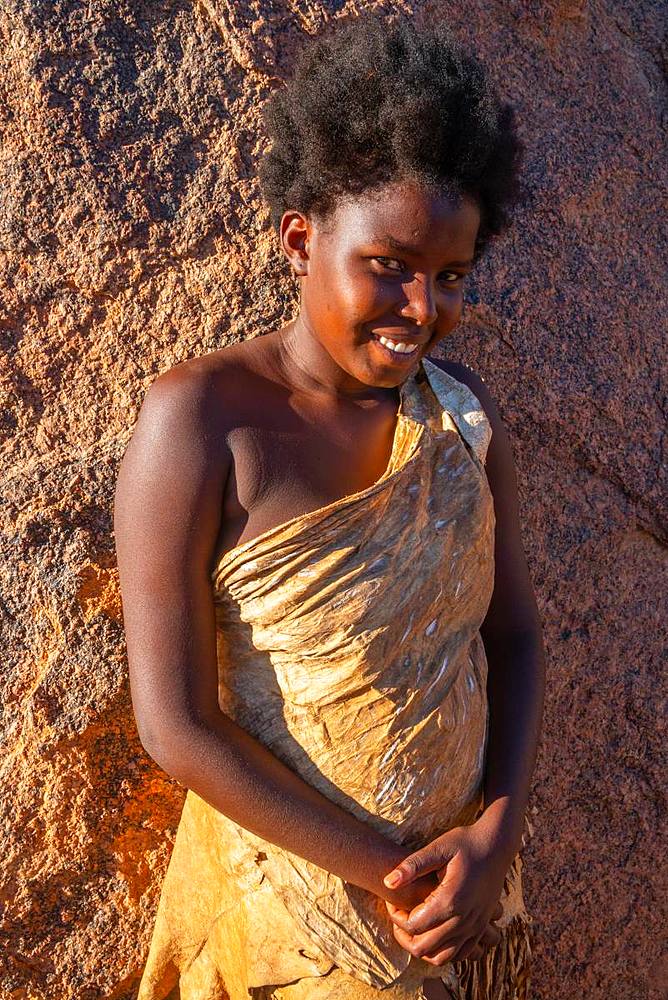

{"left": 258, "top": 12, "right": 525, "bottom": 263}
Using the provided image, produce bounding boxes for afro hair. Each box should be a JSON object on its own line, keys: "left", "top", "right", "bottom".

{"left": 257, "top": 12, "right": 525, "bottom": 264}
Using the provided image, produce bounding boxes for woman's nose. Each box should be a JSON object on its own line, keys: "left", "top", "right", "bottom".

{"left": 397, "top": 276, "right": 439, "bottom": 328}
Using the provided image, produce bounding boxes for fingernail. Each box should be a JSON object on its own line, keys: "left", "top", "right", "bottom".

{"left": 384, "top": 870, "right": 402, "bottom": 887}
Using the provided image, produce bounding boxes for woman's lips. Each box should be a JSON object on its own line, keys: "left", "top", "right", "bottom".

{"left": 369, "top": 332, "right": 422, "bottom": 363}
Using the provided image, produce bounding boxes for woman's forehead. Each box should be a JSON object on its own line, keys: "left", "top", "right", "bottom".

{"left": 316, "top": 182, "right": 480, "bottom": 252}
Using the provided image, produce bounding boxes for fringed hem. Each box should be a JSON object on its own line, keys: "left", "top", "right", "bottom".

{"left": 450, "top": 909, "right": 534, "bottom": 1000}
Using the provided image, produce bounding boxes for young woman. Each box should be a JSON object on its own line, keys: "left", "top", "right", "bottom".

{"left": 114, "top": 13, "right": 545, "bottom": 1000}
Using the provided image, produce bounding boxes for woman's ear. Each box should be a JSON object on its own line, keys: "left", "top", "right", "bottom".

{"left": 280, "top": 210, "right": 311, "bottom": 276}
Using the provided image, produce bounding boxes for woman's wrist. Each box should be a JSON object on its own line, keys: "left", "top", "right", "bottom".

{"left": 473, "top": 798, "right": 526, "bottom": 866}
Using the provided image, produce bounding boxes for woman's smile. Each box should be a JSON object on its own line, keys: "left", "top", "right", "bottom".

{"left": 368, "top": 331, "right": 424, "bottom": 364}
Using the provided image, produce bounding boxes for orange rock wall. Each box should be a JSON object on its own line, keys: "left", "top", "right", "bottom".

{"left": 1, "top": 2, "right": 665, "bottom": 998}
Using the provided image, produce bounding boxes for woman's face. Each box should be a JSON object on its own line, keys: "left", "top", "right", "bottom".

{"left": 280, "top": 178, "right": 481, "bottom": 393}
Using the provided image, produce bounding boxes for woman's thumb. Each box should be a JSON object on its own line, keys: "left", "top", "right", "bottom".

{"left": 383, "top": 844, "right": 445, "bottom": 887}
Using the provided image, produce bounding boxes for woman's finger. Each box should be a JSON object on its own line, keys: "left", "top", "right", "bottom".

{"left": 384, "top": 901, "right": 410, "bottom": 926}
{"left": 391, "top": 917, "right": 471, "bottom": 961}
{"left": 425, "top": 918, "right": 502, "bottom": 965}
{"left": 404, "top": 892, "right": 462, "bottom": 934}
{"left": 420, "top": 941, "right": 465, "bottom": 966}
{"left": 391, "top": 921, "right": 455, "bottom": 961}
{"left": 399, "top": 912, "right": 466, "bottom": 946}
{"left": 391, "top": 922, "right": 423, "bottom": 956}
{"left": 387, "top": 903, "right": 465, "bottom": 938}
{"left": 423, "top": 934, "right": 484, "bottom": 966}
{"left": 419, "top": 909, "right": 503, "bottom": 965}
{"left": 421, "top": 942, "right": 464, "bottom": 965}
{"left": 383, "top": 840, "right": 453, "bottom": 888}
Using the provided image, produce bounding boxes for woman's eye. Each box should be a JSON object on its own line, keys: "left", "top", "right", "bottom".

{"left": 372, "top": 258, "right": 464, "bottom": 284}
{"left": 373, "top": 256, "right": 403, "bottom": 271}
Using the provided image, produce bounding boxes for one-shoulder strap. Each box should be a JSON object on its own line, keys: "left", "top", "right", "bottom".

{"left": 421, "top": 357, "right": 493, "bottom": 465}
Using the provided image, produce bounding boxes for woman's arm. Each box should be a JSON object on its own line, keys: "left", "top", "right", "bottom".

{"left": 113, "top": 361, "right": 436, "bottom": 910}
{"left": 428, "top": 358, "right": 546, "bottom": 864}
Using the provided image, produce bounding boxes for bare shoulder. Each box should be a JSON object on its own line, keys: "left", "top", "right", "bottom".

{"left": 147, "top": 336, "right": 270, "bottom": 410}
{"left": 115, "top": 341, "right": 267, "bottom": 537}
{"left": 113, "top": 355, "right": 230, "bottom": 580}
{"left": 136, "top": 335, "right": 282, "bottom": 455}
{"left": 114, "top": 335, "right": 286, "bottom": 573}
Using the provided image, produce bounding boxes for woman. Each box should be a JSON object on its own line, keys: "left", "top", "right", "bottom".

{"left": 114, "top": 13, "right": 545, "bottom": 1000}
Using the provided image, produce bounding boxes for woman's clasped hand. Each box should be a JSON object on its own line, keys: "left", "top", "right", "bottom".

{"left": 382, "top": 821, "right": 510, "bottom": 966}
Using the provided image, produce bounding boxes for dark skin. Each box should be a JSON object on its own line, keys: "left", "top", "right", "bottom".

{"left": 114, "top": 179, "right": 545, "bottom": 988}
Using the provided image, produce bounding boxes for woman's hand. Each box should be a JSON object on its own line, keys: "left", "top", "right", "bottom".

{"left": 381, "top": 821, "right": 510, "bottom": 965}
{"left": 385, "top": 898, "right": 503, "bottom": 964}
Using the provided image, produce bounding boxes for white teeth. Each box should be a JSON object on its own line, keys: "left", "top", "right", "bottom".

{"left": 377, "top": 335, "right": 419, "bottom": 354}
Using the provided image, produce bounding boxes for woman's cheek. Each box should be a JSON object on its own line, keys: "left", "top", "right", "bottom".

{"left": 440, "top": 287, "right": 465, "bottom": 325}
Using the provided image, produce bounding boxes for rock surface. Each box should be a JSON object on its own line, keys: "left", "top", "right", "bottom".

{"left": 1, "top": 1, "right": 665, "bottom": 998}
